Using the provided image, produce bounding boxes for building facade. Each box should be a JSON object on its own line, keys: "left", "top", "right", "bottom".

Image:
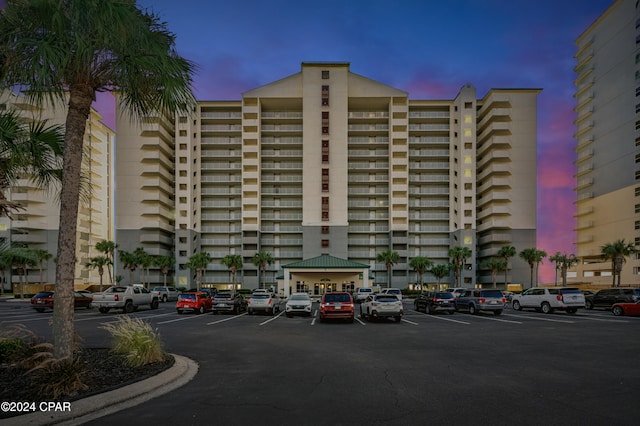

{"left": 116, "top": 62, "right": 539, "bottom": 292}
{"left": 0, "top": 91, "right": 115, "bottom": 288}
{"left": 571, "top": 0, "right": 640, "bottom": 286}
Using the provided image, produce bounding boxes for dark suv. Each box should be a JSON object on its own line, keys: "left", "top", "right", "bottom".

{"left": 455, "top": 289, "right": 506, "bottom": 315}
{"left": 414, "top": 291, "right": 456, "bottom": 315}
{"left": 585, "top": 288, "right": 640, "bottom": 310}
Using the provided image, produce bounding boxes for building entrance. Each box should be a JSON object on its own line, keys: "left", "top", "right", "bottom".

{"left": 313, "top": 282, "right": 337, "bottom": 295}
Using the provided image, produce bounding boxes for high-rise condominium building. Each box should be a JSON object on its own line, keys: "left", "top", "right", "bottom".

{"left": 116, "top": 62, "right": 539, "bottom": 293}
{"left": 0, "top": 91, "right": 115, "bottom": 288}
{"left": 571, "top": 0, "right": 640, "bottom": 286}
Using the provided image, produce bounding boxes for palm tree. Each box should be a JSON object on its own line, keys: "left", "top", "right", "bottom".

{"left": 519, "top": 248, "right": 547, "bottom": 288}
{"left": 497, "top": 245, "right": 517, "bottom": 289}
{"left": 409, "top": 256, "right": 433, "bottom": 291}
{"left": 0, "top": 110, "right": 65, "bottom": 219}
{"left": 449, "top": 246, "right": 472, "bottom": 287}
{"left": 85, "top": 256, "right": 110, "bottom": 292}
{"left": 32, "top": 249, "right": 52, "bottom": 286}
{"left": 430, "top": 264, "right": 450, "bottom": 288}
{"left": 0, "top": 0, "right": 195, "bottom": 358}
{"left": 601, "top": 239, "right": 637, "bottom": 287}
{"left": 481, "top": 257, "right": 507, "bottom": 288}
{"left": 134, "top": 247, "right": 153, "bottom": 288}
{"left": 0, "top": 241, "right": 13, "bottom": 295}
{"left": 252, "top": 250, "right": 274, "bottom": 290}
{"left": 549, "top": 252, "right": 579, "bottom": 287}
{"left": 185, "top": 252, "right": 212, "bottom": 291}
{"left": 221, "top": 254, "right": 243, "bottom": 292}
{"left": 377, "top": 249, "right": 400, "bottom": 288}
{"left": 95, "top": 240, "right": 118, "bottom": 286}
{"left": 118, "top": 250, "right": 139, "bottom": 286}
{"left": 154, "top": 255, "right": 174, "bottom": 287}
{"left": 5, "top": 247, "right": 37, "bottom": 299}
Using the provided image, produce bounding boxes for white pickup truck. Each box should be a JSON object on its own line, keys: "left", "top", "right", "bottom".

{"left": 92, "top": 286, "right": 160, "bottom": 313}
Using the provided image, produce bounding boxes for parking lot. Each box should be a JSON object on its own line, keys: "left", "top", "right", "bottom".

{"left": 1, "top": 299, "right": 639, "bottom": 425}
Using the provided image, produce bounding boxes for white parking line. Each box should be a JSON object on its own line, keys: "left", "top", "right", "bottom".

{"left": 206, "top": 312, "right": 248, "bottom": 325}
{"left": 355, "top": 316, "right": 366, "bottom": 325}
{"left": 259, "top": 311, "right": 284, "bottom": 326}
{"left": 158, "top": 314, "right": 212, "bottom": 324}
{"left": 401, "top": 318, "right": 419, "bottom": 325}
{"left": 421, "top": 314, "right": 471, "bottom": 325}
{"left": 571, "top": 315, "right": 629, "bottom": 323}
{"left": 502, "top": 313, "right": 575, "bottom": 324}
{"left": 462, "top": 314, "right": 522, "bottom": 324}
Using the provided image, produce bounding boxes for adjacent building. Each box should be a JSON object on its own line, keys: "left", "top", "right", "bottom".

{"left": 116, "top": 62, "right": 539, "bottom": 294}
{"left": 0, "top": 91, "right": 115, "bottom": 288}
{"left": 571, "top": 0, "right": 640, "bottom": 286}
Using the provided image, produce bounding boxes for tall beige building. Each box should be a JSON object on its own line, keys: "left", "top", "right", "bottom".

{"left": 0, "top": 91, "right": 115, "bottom": 287}
{"left": 571, "top": 0, "right": 640, "bottom": 286}
{"left": 116, "top": 63, "right": 539, "bottom": 292}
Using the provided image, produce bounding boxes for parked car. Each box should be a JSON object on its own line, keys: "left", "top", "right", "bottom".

{"left": 585, "top": 288, "right": 640, "bottom": 310}
{"left": 76, "top": 290, "right": 94, "bottom": 299}
{"left": 30, "top": 291, "right": 93, "bottom": 313}
{"left": 176, "top": 291, "right": 212, "bottom": 314}
{"left": 285, "top": 293, "right": 313, "bottom": 317}
{"left": 611, "top": 301, "right": 640, "bottom": 317}
{"left": 414, "top": 291, "right": 456, "bottom": 315}
{"left": 152, "top": 286, "right": 181, "bottom": 302}
{"left": 247, "top": 293, "right": 281, "bottom": 315}
{"left": 353, "top": 287, "right": 374, "bottom": 303}
{"left": 445, "top": 288, "right": 467, "bottom": 298}
{"left": 380, "top": 288, "right": 403, "bottom": 300}
{"left": 511, "top": 287, "right": 585, "bottom": 314}
{"left": 212, "top": 292, "right": 247, "bottom": 314}
{"left": 319, "top": 292, "right": 354, "bottom": 322}
{"left": 502, "top": 291, "right": 514, "bottom": 302}
{"left": 455, "top": 288, "right": 506, "bottom": 315}
{"left": 360, "top": 293, "right": 403, "bottom": 322}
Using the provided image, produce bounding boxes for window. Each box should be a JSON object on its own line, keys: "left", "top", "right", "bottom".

{"left": 322, "top": 226, "right": 329, "bottom": 234}
{"left": 322, "top": 126, "right": 329, "bottom": 134}
{"left": 321, "top": 239, "right": 329, "bottom": 248}
{"left": 179, "top": 130, "right": 187, "bottom": 137}
{"left": 322, "top": 70, "right": 329, "bottom": 79}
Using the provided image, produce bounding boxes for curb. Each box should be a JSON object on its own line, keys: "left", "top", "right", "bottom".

{"left": 11, "top": 354, "right": 198, "bottom": 426}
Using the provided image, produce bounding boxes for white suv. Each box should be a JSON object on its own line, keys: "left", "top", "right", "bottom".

{"left": 511, "top": 287, "right": 585, "bottom": 314}
{"left": 354, "top": 287, "right": 373, "bottom": 303}
{"left": 381, "top": 288, "right": 403, "bottom": 300}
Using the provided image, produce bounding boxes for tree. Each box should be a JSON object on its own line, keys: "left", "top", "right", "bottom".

{"left": 5, "top": 247, "right": 37, "bottom": 299}
{"left": 409, "top": 256, "right": 433, "bottom": 291}
{"left": 601, "top": 239, "right": 638, "bottom": 287}
{"left": 0, "top": 241, "right": 13, "bottom": 295}
{"left": 32, "top": 249, "right": 52, "bottom": 286}
{"left": 519, "top": 248, "right": 547, "bottom": 288}
{"left": 134, "top": 247, "right": 153, "bottom": 288}
{"left": 549, "top": 252, "right": 579, "bottom": 287}
{"left": 497, "top": 245, "right": 517, "bottom": 289}
{"left": 95, "top": 240, "right": 118, "bottom": 286}
{"left": 118, "top": 250, "right": 139, "bottom": 286}
{"left": 221, "top": 254, "right": 243, "bottom": 292}
{"left": 185, "top": 252, "right": 212, "bottom": 291}
{"left": 252, "top": 250, "right": 274, "bottom": 290}
{"left": 154, "top": 255, "right": 174, "bottom": 287}
{"left": 449, "top": 246, "right": 472, "bottom": 287}
{"left": 85, "top": 256, "right": 110, "bottom": 292}
{"left": 0, "top": 110, "right": 65, "bottom": 219}
{"left": 430, "top": 264, "right": 450, "bottom": 288}
{"left": 377, "top": 249, "right": 400, "bottom": 288}
{"left": 481, "top": 257, "right": 507, "bottom": 288}
{"left": 0, "top": 0, "right": 195, "bottom": 359}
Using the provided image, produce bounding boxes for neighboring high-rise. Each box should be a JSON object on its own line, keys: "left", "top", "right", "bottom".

{"left": 571, "top": 0, "right": 640, "bottom": 286}
{"left": 0, "top": 91, "right": 115, "bottom": 288}
{"left": 117, "top": 62, "right": 539, "bottom": 292}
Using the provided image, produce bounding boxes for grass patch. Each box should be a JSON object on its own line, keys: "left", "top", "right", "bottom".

{"left": 101, "top": 316, "right": 165, "bottom": 367}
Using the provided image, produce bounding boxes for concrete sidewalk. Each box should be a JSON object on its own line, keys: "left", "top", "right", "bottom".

{"left": 10, "top": 354, "right": 198, "bottom": 426}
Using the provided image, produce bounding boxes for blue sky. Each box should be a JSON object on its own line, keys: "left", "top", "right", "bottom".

{"left": 97, "top": 0, "right": 614, "bottom": 281}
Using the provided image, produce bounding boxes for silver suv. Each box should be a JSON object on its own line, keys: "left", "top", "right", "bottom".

{"left": 511, "top": 287, "right": 585, "bottom": 314}
{"left": 455, "top": 289, "right": 506, "bottom": 315}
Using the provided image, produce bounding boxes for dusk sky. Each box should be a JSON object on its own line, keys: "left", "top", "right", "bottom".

{"left": 95, "top": 0, "right": 615, "bottom": 282}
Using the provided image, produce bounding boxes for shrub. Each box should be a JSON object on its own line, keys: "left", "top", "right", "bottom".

{"left": 28, "top": 356, "right": 88, "bottom": 399}
{"left": 101, "top": 316, "right": 165, "bottom": 367}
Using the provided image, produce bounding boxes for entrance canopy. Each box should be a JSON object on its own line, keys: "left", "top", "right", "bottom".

{"left": 280, "top": 255, "right": 370, "bottom": 298}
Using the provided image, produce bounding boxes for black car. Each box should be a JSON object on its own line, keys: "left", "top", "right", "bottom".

{"left": 212, "top": 292, "right": 248, "bottom": 314}
{"left": 414, "top": 291, "right": 456, "bottom": 315}
{"left": 585, "top": 288, "right": 640, "bottom": 310}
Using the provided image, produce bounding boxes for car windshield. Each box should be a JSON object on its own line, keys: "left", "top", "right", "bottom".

{"left": 290, "top": 294, "right": 309, "bottom": 301}
{"left": 324, "top": 294, "right": 350, "bottom": 303}
{"left": 34, "top": 292, "right": 53, "bottom": 298}
{"left": 435, "top": 292, "right": 454, "bottom": 299}
{"left": 376, "top": 296, "right": 398, "bottom": 302}
{"left": 386, "top": 289, "right": 400, "bottom": 294}
{"left": 180, "top": 294, "right": 196, "bottom": 300}
{"left": 480, "top": 290, "right": 504, "bottom": 298}
{"left": 359, "top": 289, "right": 372, "bottom": 293}
{"left": 152, "top": 287, "right": 164, "bottom": 291}
{"left": 215, "top": 293, "right": 232, "bottom": 299}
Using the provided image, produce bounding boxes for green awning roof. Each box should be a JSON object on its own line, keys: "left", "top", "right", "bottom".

{"left": 282, "top": 254, "right": 370, "bottom": 269}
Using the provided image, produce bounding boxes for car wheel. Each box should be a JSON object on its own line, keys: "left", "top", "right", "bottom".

{"left": 566, "top": 308, "right": 577, "bottom": 314}
{"left": 541, "top": 302, "right": 552, "bottom": 314}
{"left": 395, "top": 316, "right": 402, "bottom": 322}
{"left": 585, "top": 300, "right": 593, "bottom": 310}
{"left": 150, "top": 299, "right": 159, "bottom": 310}
{"left": 98, "top": 307, "right": 109, "bottom": 314}
{"left": 123, "top": 301, "right": 134, "bottom": 314}
{"left": 35, "top": 308, "right": 45, "bottom": 313}
{"left": 469, "top": 304, "right": 477, "bottom": 315}
{"left": 425, "top": 305, "right": 431, "bottom": 315}
{"left": 197, "top": 305, "right": 205, "bottom": 315}
{"left": 162, "top": 295, "right": 168, "bottom": 303}
{"left": 177, "top": 309, "right": 182, "bottom": 314}
{"left": 494, "top": 310, "right": 502, "bottom": 316}
{"left": 512, "top": 300, "right": 522, "bottom": 311}
{"left": 612, "top": 306, "right": 624, "bottom": 316}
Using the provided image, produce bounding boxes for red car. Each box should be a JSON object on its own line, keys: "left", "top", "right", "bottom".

{"left": 611, "top": 301, "right": 640, "bottom": 317}
{"left": 176, "top": 291, "right": 212, "bottom": 314}
{"left": 30, "top": 291, "right": 93, "bottom": 313}
{"left": 319, "top": 292, "right": 354, "bottom": 323}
